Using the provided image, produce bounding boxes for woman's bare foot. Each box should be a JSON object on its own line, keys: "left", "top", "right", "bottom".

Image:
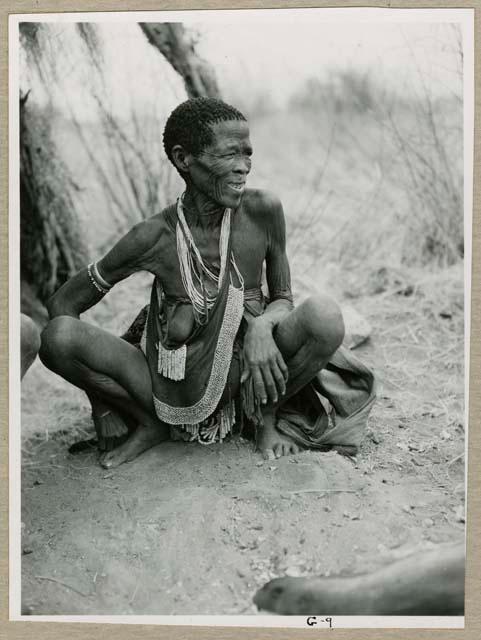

{"left": 99, "top": 422, "right": 169, "bottom": 469}
{"left": 256, "top": 409, "right": 301, "bottom": 459}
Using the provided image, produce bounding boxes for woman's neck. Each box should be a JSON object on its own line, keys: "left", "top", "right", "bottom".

{"left": 182, "top": 186, "right": 225, "bottom": 230}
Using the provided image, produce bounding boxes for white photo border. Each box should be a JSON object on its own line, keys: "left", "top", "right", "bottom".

{"left": 8, "top": 6, "right": 475, "bottom": 628}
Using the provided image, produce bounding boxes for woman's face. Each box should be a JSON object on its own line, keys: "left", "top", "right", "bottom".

{"left": 186, "top": 119, "right": 253, "bottom": 210}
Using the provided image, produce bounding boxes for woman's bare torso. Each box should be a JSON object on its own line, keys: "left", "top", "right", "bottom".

{"left": 141, "top": 190, "right": 274, "bottom": 344}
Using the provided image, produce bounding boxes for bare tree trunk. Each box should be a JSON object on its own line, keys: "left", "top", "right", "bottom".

{"left": 139, "top": 23, "right": 220, "bottom": 99}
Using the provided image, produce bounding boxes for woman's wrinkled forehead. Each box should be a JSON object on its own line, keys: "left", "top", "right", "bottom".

{"left": 206, "top": 119, "right": 251, "bottom": 151}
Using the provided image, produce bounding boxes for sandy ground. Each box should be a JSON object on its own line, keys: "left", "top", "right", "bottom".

{"left": 19, "top": 272, "right": 465, "bottom": 615}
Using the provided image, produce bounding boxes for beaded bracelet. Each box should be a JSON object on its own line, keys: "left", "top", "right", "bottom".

{"left": 87, "top": 262, "right": 111, "bottom": 295}
{"left": 92, "top": 262, "right": 112, "bottom": 291}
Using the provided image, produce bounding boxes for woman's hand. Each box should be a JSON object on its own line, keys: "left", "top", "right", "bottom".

{"left": 241, "top": 316, "right": 288, "bottom": 404}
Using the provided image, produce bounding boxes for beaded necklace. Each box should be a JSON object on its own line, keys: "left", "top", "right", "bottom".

{"left": 176, "top": 193, "right": 243, "bottom": 323}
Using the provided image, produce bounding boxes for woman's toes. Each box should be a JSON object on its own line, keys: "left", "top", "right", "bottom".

{"left": 100, "top": 453, "right": 114, "bottom": 468}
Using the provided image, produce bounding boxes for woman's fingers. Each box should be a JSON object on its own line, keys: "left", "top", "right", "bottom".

{"left": 240, "top": 364, "right": 251, "bottom": 384}
{"left": 261, "top": 365, "right": 278, "bottom": 404}
{"left": 271, "top": 360, "right": 286, "bottom": 397}
{"left": 244, "top": 347, "right": 290, "bottom": 405}
{"left": 252, "top": 366, "right": 267, "bottom": 404}
{"left": 277, "top": 353, "right": 289, "bottom": 382}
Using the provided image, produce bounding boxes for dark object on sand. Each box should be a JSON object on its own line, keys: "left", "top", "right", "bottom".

{"left": 254, "top": 542, "right": 464, "bottom": 616}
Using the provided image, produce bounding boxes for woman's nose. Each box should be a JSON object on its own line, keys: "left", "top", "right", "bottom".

{"left": 233, "top": 155, "right": 251, "bottom": 175}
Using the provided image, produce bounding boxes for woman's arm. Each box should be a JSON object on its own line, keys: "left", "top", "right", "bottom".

{"left": 47, "top": 267, "right": 105, "bottom": 319}
{"left": 261, "top": 193, "right": 294, "bottom": 326}
{"left": 241, "top": 192, "right": 293, "bottom": 403}
{"left": 47, "top": 218, "right": 161, "bottom": 319}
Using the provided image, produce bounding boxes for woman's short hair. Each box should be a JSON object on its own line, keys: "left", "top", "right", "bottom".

{"left": 163, "top": 97, "right": 246, "bottom": 166}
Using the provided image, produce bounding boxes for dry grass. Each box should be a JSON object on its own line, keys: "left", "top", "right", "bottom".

{"left": 356, "top": 263, "right": 465, "bottom": 501}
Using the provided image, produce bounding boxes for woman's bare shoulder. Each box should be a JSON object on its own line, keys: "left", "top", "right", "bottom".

{"left": 98, "top": 205, "right": 176, "bottom": 278}
{"left": 243, "top": 188, "right": 283, "bottom": 212}
{"left": 242, "top": 189, "right": 285, "bottom": 232}
{"left": 124, "top": 205, "right": 176, "bottom": 250}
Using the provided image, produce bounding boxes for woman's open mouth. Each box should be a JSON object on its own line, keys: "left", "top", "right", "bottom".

{"left": 227, "top": 182, "right": 245, "bottom": 193}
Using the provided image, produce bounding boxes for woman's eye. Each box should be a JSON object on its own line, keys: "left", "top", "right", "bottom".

{"left": 218, "top": 151, "right": 252, "bottom": 161}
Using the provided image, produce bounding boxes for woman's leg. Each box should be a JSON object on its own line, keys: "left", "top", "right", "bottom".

{"left": 40, "top": 316, "right": 169, "bottom": 468}
{"left": 257, "top": 295, "right": 345, "bottom": 459}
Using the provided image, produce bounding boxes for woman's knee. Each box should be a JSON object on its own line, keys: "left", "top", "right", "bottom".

{"left": 39, "top": 315, "right": 78, "bottom": 369}
{"left": 299, "top": 295, "right": 345, "bottom": 355}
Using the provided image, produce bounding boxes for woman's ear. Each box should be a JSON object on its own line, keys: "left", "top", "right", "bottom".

{"left": 171, "top": 144, "right": 191, "bottom": 174}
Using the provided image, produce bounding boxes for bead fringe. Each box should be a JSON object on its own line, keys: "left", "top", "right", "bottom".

{"left": 157, "top": 342, "right": 186, "bottom": 381}
{"left": 172, "top": 400, "right": 236, "bottom": 445}
{"left": 218, "top": 402, "right": 236, "bottom": 441}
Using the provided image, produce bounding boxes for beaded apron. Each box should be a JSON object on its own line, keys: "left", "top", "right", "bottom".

{"left": 140, "top": 197, "right": 244, "bottom": 445}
